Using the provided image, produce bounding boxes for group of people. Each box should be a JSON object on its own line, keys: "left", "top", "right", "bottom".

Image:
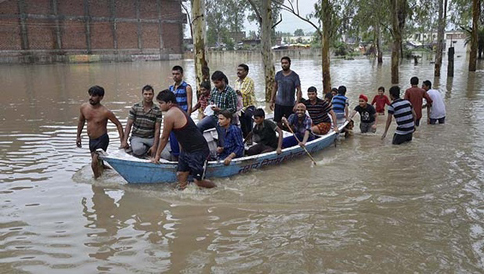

{"left": 76, "top": 56, "right": 446, "bottom": 188}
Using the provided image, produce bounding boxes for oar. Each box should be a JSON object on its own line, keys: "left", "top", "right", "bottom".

{"left": 285, "top": 125, "right": 317, "bottom": 166}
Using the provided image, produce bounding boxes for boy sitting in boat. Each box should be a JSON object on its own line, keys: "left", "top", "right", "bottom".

{"left": 191, "top": 81, "right": 211, "bottom": 118}
{"left": 151, "top": 90, "right": 216, "bottom": 189}
{"left": 244, "top": 108, "right": 283, "bottom": 156}
{"left": 281, "top": 103, "right": 314, "bottom": 148}
{"left": 301, "top": 86, "right": 338, "bottom": 135}
{"left": 216, "top": 110, "right": 244, "bottom": 165}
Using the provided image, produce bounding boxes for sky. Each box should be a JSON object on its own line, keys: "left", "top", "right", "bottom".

{"left": 184, "top": 0, "right": 319, "bottom": 38}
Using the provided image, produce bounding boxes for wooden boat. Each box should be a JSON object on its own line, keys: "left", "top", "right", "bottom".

{"left": 98, "top": 119, "right": 348, "bottom": 184}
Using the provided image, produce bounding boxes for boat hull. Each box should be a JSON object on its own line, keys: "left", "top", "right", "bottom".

{"left": 99, "top": 121, "right": 347, "bottom": 184}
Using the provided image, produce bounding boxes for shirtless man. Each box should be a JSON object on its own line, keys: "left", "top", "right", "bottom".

{"left": 152, "top": 90, "right": 216, "bottom": 189}
{"left": 76, "top": 85, "right": 124, "bottom": 178}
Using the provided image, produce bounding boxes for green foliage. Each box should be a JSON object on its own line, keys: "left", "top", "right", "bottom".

{"left": 294, "top": 29, "right": 305, "bottom": 36}
{"left": 205, "top": 0, "right": 249, "bottom": 47}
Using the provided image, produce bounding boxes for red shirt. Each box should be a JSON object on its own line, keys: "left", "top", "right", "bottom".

{"left": 404, "top": 86, "right": 433, "bottom": 120}
{"left": 371, "top": 95, "right": 391, "bottom": 113}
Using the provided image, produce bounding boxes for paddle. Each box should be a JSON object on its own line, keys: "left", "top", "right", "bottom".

{"left": 284, "top": 123, "right": 317, "bottom": 166}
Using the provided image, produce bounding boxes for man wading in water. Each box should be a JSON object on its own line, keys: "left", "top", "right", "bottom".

{"left": 77, "top": 85, "right": 124, "bottom": 178}
{"left": 152, "top": 90, "right": 216, "bottom": 190}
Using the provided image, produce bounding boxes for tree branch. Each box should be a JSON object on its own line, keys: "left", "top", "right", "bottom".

{"left": 247, "top": 0, "right": 262, "bottom": 24}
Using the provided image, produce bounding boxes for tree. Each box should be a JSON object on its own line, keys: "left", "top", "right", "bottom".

{"left": 434, "top": 0, "right": 447, "bottom": 77}
{"left": 274, "top": 0, "right": 340, "bottom": 93}
{"left": 248, "top": 0, "right": 276, "bottom": 102}
{"left": 469, "top": 0, "right": 481, "bottom": 71}
{"left": 390, "top": 0, "right": 407, "bottom": 84}
{"left": 294, "top": 28, "right": 304, "bottom": 36}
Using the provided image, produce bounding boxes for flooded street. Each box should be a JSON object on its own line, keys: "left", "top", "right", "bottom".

{"left": 1, "top": 52, "right": 484, "bottom": 273}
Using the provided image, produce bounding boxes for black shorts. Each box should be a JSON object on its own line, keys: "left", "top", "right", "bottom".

{"left": 274, "top": 104, "right": 294, "bottom": 122}
{"left": 392, "top": 132, "right": 412, "bottom": 145}
{"left": 89, "top": 133, "right": 109, "bottom": 153}
{"left": 178, "top": 148, "right": 209, "bottom": 181}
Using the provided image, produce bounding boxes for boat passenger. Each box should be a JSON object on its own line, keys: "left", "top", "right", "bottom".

{"left": 197, "top": 71, "right": 237, "bottom": 147}
{"left": 347, "top": 94, "right": 378, "bottom": 133}
{"left": 245, "top": 108, "right": 283, "bottom": 156}
{"left": 301, "top": 86, "right": 338, "bottom": 135}
{"left": 191, "top": 81, "right": 211, "bottom": 117}
{"left": 281, "top": 103, "right": 314, "bottom": 148}
{"left": 270, "top": 56, "right": 302, "bottom": 130}
{"left": 152, "top": 90, "right": 216, "bottom": 189}
{"left": 168, "top": 65, "right": 193, "bottom": 159}
{"left": 234, "top": 64, "right": 256, "bottom": 140}
{"left": 121, "top": 85, "right": 162, "bottom": 157}
{"left": 216, "top": 110, "right": 244, "bottom": 166}
{"left": 76, "top": 85, "right": 124, "bottom": 178}
{"left": 332, "top": 85, "right": 349, "bottom": 120}
{"left": 381, "top": 86, "right": 417, "bottom": 145}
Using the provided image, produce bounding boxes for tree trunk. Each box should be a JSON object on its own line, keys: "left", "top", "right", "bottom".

{"left": 192, "top": 0, "right": 208, "bottom": 95}
{"left": 390, "top": 0, "right": 405, "bottom": 84}
{"left": 469, "top": 0, "right": 479, "bottom": 71}
{"left": 434, "top": 0, "right": 446, "bottom": 77}
{"left": 376, "top": 23, "right": 383, "bottom": 64}
{"left": 261, "top": 0, "right": 275, "bottom": 102}
{"left": 321, "top": 0, "right": 332, "bottom": 93}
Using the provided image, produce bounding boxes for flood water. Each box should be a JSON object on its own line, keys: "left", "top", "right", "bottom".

{"left": 1, "top": 52, "right": 484, "bottom": 273}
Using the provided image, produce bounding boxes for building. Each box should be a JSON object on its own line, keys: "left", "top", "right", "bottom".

{"left": 0, "top": 0, "right": 186, "bottom": 63}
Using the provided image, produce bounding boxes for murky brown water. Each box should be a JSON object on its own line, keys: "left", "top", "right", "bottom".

{"left": 1, "top": 52, "right": 484, "bottom": 273}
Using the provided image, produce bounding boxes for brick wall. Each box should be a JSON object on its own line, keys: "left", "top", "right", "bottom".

{"left": 0, "top": 0, "right": 184, "bottom": 60}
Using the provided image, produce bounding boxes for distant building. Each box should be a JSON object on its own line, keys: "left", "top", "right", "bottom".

{"left": 0, "top": 0, "right": 186, "bottom": 63}
{"left": 407, "top": 31, "right": 470, "bottom": 55}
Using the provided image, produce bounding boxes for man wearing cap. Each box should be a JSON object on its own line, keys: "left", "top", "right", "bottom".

{"left": 347, "top": 94, "right": 377, "bottom": 133}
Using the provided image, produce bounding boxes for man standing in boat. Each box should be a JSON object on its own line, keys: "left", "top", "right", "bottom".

{"left": 77, "top": 85, "right": 124, "bottom": 178}
{"left": 152, "top": 90, "right": 216, "bottom": 189}
{"left": 121, "top": 85, "right": 162, "bottom": 157}
{"left": 270, "top": 56, "right": 302, "bottom": 129}
{"left": 234, "top": 64, "right": 256, "bottom": 142}
{"left": 168, "top": 65, "right": 193, "bottom": 159}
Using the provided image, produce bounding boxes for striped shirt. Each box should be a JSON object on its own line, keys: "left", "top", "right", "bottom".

{"left": 388, "top": 99, "right": 415, "bottom": 135}
{"left": 302, "top": 98, "right": 332, "bottom": 124}
{"left": 332, "top": 94, "right": 348, "bottom": 114}
{"left": 210, "top": 85, "right": 237, "bottom": 115}
{"left": 169, "top": 81, "right": 190, "bottom": 112}
{"left": 128, "top": 102, "right": 163, "bottom": 138}
{"left": 234, "top": 76, "right": 256, "bottom": 110}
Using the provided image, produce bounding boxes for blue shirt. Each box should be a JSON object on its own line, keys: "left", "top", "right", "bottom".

{"left": 169, "top": 81, "right": 189, "bottom": 112}
{"left": 218, "top": 124, "right": 244, "bottom": 159}
{"left": 332, "top": 94, "right": 348, "bottom": 114}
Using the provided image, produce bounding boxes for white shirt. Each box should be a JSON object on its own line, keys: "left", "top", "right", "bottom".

{"left": 426, "top": 89, "right": 446, "bottom": 119}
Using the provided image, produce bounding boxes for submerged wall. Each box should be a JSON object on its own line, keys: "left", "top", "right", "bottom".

{"left": 0, "top": 0, "right": 185, "bottom": 63}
